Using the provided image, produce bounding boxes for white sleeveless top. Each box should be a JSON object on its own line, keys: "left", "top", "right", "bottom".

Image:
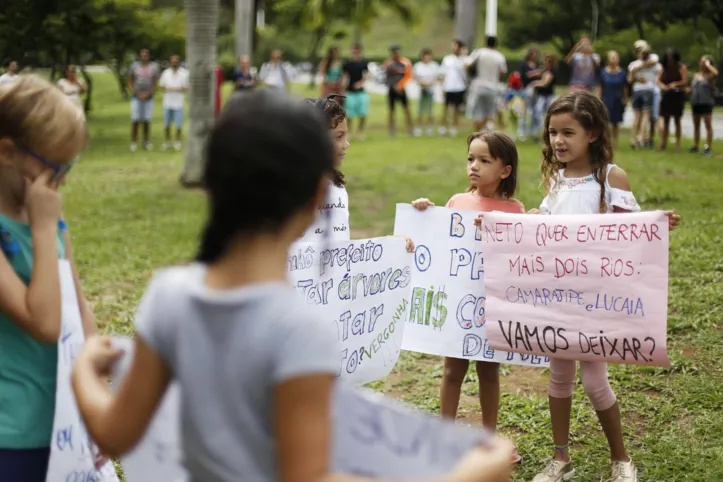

{"left": 299, "top": 182, "right": 350, "bottom": 241}
{"left": 540, "top": 164, "right": 640, "bottom": 215}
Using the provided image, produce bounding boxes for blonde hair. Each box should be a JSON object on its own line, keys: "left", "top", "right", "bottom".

{"left": 0, "top": 74, "right": 88, "bottom": 163}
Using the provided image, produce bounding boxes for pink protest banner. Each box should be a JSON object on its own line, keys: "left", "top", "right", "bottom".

{"left": 482, "top": 211, "right": 671, "bottom": 367}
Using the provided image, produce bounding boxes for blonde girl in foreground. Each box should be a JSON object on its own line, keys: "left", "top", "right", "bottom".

{"left": 0, "top": 76, "right": 99, "bottom": 479}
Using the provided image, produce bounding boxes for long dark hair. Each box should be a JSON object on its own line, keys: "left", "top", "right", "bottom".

{"left": 196, "top": 89, "right": 334, "bottom": 263}
{"left": 542, "top": 91, "right": 612, "bottom": 213}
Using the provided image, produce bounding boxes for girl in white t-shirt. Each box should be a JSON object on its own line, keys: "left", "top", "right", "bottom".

{"left": 530, "top": 91, "right": 680, "bottom": 482}
{"left": 56, "top": 65, "right": 87, "bottom": 114}
{"left": 299, "top": 96, "right": 352, "bottom": 242}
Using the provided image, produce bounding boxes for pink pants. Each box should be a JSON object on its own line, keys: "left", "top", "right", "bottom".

{"left": 548, "top": 359, "right": 617, "bottom": 411}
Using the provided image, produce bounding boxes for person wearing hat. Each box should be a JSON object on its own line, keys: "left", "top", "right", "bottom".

{"left": 627, "top": 40, "right": 661, "bottom": 149}
{"left": 383, "top": 44, "right": 414, "bottom": 137}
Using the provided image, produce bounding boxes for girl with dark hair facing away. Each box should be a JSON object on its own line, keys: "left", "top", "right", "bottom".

{"left": 70, "top": 89, "right": 515, "bottom": 482}
{"left": 411, "top": 131, "right": 524, "bottom": 464}
{"left": 530, "top": 91, "right": 680, "bottom": 482}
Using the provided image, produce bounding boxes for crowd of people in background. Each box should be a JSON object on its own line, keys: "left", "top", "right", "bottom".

{"left": 0, "top": 37, "right": 719, "bottom": 155}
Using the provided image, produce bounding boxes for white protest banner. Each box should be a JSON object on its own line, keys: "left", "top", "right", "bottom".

{"left": 482, "top": 211, "right": 671, "bottom": 366}
{"left": 46, "top": 261, "right": 120, "bottom": 482}
{"left": 331, "top": 385, "right": 490, "bottom": 477}
{"left": 393, "top": 204, "right": 550, "bottom": 367}
{"left": 288, "top": 236, "right": 412, "bottom": 385}
{"left": 110, "top": 336, "right": 489, "bottom": 481}
{"left": 299, "top": 183, "right": 350, "bottom": 242}
{"left": 111, "top": 337, "right": 188, "bottom": 482}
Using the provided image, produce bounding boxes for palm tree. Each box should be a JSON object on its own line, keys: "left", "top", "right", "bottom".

{"left": 181, "top": 0, "right": 220, "bottom": 187}
{"left": 455, "top": 0, "right": 478, "bottom": 49}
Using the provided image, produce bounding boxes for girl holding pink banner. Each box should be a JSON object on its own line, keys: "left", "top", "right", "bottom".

{"left": 530, "top": 91, "right": 680, "bottom": 482}
{"left": 411, "top": 131, "right": 524, "bottom": 463}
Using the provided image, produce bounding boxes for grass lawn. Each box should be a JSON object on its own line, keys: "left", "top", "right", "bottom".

{"left": 73, "top": 74, "right": 722, "bottom": 481}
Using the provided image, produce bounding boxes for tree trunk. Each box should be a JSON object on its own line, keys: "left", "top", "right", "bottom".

{"left": 634, "top": 18, "right": 645, "bottom": 40}
{"left": 455, "top": 0, "right": 477, "bottom": 49}
{"left": 307, "top": 26, "right": 326, "bottom": 89}
{"left": 181, "top": 0, "right": 220, "bottom": 188}
{"left": 236, "top": 0, "right": 255, "bottom": 62}
{"left": 80, "top": 66, "right": 93, "bottom": 115}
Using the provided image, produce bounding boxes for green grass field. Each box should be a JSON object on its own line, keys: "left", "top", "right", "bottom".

{"left": 74, "top": 74, "right": 723, "bottom": 481}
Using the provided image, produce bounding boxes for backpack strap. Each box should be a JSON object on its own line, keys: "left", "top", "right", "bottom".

{"left": 0, "top": 223, "right": 21, "bottom": 260}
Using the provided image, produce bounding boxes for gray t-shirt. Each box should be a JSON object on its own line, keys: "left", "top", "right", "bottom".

{"left": 128, "top": 61, "right": 161, "bottom": 95}
{"left": 135, "top": 264, "right": 338, "bottom": 482}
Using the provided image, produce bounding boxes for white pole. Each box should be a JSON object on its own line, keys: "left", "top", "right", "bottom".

{"left": 485, "top": 0, "right": 497, "bottom": 37}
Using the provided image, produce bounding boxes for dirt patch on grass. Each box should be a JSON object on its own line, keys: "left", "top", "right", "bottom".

{"left": 501, "top": 366, "right": 549, "bottom": 397}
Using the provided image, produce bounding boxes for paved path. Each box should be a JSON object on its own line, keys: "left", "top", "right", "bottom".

{"left": 296, "top": 73, "right": 723, "bottom": 140}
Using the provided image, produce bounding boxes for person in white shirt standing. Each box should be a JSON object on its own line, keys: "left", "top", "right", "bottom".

{"left": 465, "top": 36, "right": 507, "bottom": 131}
{"left": 259, "top": 50, "right": 291, "bottom": 90}
{"left": 159, "top": 55, "right": 189, "bottom": 152}
{"left": 439, "top": 39, "right": 468, "bottom": 137}
{"left": 57, "top": 64, "right": 87, "bottom": 116}
{"left": 0, "top": 60, "right": 19, "bottom": 85}
{"left": 412, "top": 48, "right": 440, "bottom": 137}
{"left": 627, "top": 42, "right": 662, "bottom": 149}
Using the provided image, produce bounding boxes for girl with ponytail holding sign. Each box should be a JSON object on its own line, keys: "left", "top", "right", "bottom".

{"left": 411, "top": 131, "right": 524, "bottom": 463}
{"left": 0, "top": 76, "right": 99, "bottom": 480}
{"left": 71, "top": 90, "right": 514, "bottom": 482}
{"left": 530, "top": 91, "right": 680, "bottom": 482}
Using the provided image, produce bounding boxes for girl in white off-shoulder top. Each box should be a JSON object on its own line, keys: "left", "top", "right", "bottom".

{"left": 530, "top": 91, "right": 680, "bottom": 482}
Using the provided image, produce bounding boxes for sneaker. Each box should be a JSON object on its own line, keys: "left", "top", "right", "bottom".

{"left": 532, "top": 459, "right": 576, "bottom": 482}
{"left": 173, "top": 141, "right": 182, "bottom": 151}
{"left": 609, "top": 459, "right": 637, "bottom": 481}
{"left": 413, "top": 127, "right": 423, "bottom": 137}
{"left": 438, "top": 126, "right": 448, "bottom": 136}
{"left": 144, "top": 142, "right": 153, "bottom": 151}
{"left": 426, "top": 127, "right": 434, "bottom": 136}
{"left": 689, "top": 146, "right": 700, "bottom": 153}
{"left": 704, "top": 145, "right": 713, "bottom": 157}
{"left": 449, "top": 127, "right": 458, "bottom": 137}
{"left": 161, "top": 143, "right": 169, "bottom": 152}
{"left": 130, "top": 143, "right": 137, "bottom": 152}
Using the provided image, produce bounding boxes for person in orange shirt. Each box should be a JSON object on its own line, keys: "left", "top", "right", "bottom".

{"left": 383, "top": 44, "right": 415, "bottom": 137}
{"left": 410, "top": 130, "right": 524, "bottom": 465}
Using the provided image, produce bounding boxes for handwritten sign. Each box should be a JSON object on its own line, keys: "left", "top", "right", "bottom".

{"left": 111, "top": 337, "right": 188, "bottom": 482}
{"left": 331, "top": 386, "right": 490, "bottom": 477}
{"left": 482, "top": 211, "right": 671, "bottom": 366}
{"left": 288, "top": 236, "right": 412, "bottom": 385}
{"left": 110, "top": 336, "right": 489, "bottom": 481}
{"left": 299, "top": 183, "right": 350, "bottom": 242}
{"left": 46, "top": 260, "right": 120, "bottom": 482}
{"left": 393, "top": 204, "right": 550, "bottom": 367}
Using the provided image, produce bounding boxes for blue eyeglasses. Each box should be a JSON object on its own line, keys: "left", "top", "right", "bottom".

{"left": 21, "top": 148, "right": 77, "bottom": 180}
